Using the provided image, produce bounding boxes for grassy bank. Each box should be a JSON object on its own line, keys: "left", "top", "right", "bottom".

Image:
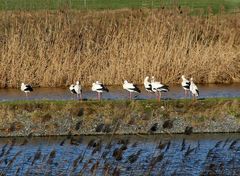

{"left": 0, "top": 0, "right": 240, "bottom": 13}
{"left": 0, "top": 98, "right": 239, "bottom": 136}
{"left": 1, "top": 98, "right": 239, "bottom": 117}
{"left": 0, "top": 9, "right": 240, "bottom": 88}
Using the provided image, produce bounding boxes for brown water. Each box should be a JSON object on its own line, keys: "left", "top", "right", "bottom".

{"left": 0, "top": 134, "right": 239, "bottom": 175}
{"left": 0, "top": 84, "right": 239, "bottom": 101}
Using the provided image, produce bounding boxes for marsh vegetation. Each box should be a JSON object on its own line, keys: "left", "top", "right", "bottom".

{"left": 0, "top": 8, "right": 239, "bottom": 88}
{"left": 0, "top": 134, "right": 239, "bottom": 175}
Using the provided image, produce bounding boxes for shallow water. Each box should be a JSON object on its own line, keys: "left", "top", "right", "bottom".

{"left": 0, "top": 134, "right": 239, "bottom": 175}
{"left": 0, "top": 84, "right": 239, "bottom": 101}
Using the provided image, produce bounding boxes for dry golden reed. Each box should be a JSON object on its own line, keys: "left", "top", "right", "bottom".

{"left": 0, "top": 9, "right": 239, "bottom": 88}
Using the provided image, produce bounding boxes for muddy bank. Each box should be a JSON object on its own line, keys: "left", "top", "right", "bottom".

{"left": 0, "top": 99, "right": 239, "bottom": 137}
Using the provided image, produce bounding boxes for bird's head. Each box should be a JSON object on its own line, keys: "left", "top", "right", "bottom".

{"left": 190, "top": 77, "right": 193, "bottom": 81}
{"left": 124, "top": 80, "right": 128, "bottom": 84}
{"left": 181, "top": 75, "right": 185, "bottom": 79}
{"left": 76, "top": 81, "right": 79, "bottom": 85}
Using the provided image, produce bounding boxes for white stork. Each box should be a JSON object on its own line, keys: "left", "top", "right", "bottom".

{"left": 123, "top": 80, "right": 141, "bottom": 100}
{"left": 74, "top": 81, "right": 82, "bottom": 100}
{"left": 190, "top": 78, "right": 199, "bottom": 100}
{"left": 21, "top": 83, "right": 33, "bottom": 99}
{"left": 150, "top": 76, "right": 169, "bottom": 101}
{"left": 91, "top": 81, "right": 109, "bottom": 100}
{"left": 69, "top": 81, "right": 82, "bottom": 100}
{"left": 181, "top": 75, "right": 191, "bottom": 97}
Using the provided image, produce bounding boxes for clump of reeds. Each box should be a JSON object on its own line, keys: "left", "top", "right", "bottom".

{"left": 0, "top": 8, "right": 239, "bottom": 88}
{"left": 0, "top": 135, "right": 240, "bottom": 175}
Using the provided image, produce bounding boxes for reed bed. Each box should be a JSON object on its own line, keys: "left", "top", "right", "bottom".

{"left": 0, "top": 9, "right": 239, "bottom": 88}
{"left": 0, "top": 135, "right": 239, "bottom": 175}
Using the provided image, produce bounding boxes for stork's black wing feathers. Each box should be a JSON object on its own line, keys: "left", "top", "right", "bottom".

{"left": 97, "top": 84, "right": 109, "bottom": 92}
{"left": 183, "top": 85, "right": 190, "bottom": 89}
{"left": 71, "top": 89, "right": 77, "bottom": 94}
{"left": 159, "top": 85, "right": 169, "bottom": 91}
{"left": 196, "top": 89, "right": 199, "bottom": 96}
{"left": 162, "top": 85, "right": 169, "bottom": 89}
{"left": 131, "top": 85, "right": 141, "bottom": 93}
{"left": 25, "top": 85, "right": 33, "bottom": 92}
{"left": 103, "top": 86, "right": 109, "bottom": 92}
{"left": 146, "top": 86, "right": 152, "bottom": 91}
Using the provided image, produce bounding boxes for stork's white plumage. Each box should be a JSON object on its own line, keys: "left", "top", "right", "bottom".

{"left": 144, "top": 76, "right": 153, "bottom": 93}
{"left": 74, "top": 81, "right": 82, "bottom": 100}
{"left": 190, "top": 78, "right": 199, "bottom": 100}
{"left": 123, "top": 80, "right": 141, "bottom": 100}
{"left": 21, "top": 83, "right": 33, "bottom": 99}
{"left": 181, "top": 75, "right": 191, "bottom": 97}
{"left": 91, "top": 81, "right": 109, "bottom": 100}
{"left": 150, "top": 76, "right": 169, "bottom": 101}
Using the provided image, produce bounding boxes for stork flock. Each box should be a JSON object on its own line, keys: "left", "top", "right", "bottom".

{"left": 20, "top": 75, "right": 199, "bottom": 101}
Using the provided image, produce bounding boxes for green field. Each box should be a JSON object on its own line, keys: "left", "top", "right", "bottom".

{"left": 0, "top": 0, "right": 240, "bottom": 13}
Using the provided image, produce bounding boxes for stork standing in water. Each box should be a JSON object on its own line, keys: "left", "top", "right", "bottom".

{"left": 21, "top": 83, "right": 33, "bottom": 99}
{"left": 181, "top": 75, "right": 190, "bottom": 98}
{"left": 150, "top": 76, "right": 169, "bottom": 101}
{"left": 91, "top": 81, "right": 109, "bottom": 100}
{"left": 123, "top": 80, "right": 141, "bottom": 100}
{"left": 190, "top": 78, "right": 199, "bottom": 100}
{"left": 69, "top": 81, "right": 82, "bottom": 100}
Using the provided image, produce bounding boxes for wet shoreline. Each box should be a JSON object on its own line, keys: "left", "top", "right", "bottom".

{"left": 0, "top": 83, "right": 240, "bottom": 101}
